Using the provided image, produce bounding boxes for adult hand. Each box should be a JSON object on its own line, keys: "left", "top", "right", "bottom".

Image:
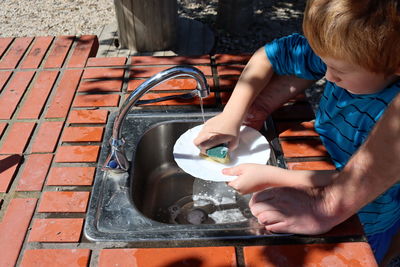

{"left": 249, "top": 186, "right": 341, "bottom": 235}
{"left": 243, "top": 74, "right": 316, "bottom": 130}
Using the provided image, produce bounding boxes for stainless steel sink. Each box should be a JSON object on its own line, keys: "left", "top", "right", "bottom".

{"left": 84, "top": 110, "right": 285, "bottom": 244}
{"left": 132, "top": 120, "right": 253, "bottom": 225}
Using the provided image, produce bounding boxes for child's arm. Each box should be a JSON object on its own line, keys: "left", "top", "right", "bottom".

{"left": 194, "top": 47, "right": 275, "bottom": 152}
{"left": 224, "top": 164, "right": 337, "bottom": 194}
{"left": 195, "top": 44, "right": 317, "bottom": 152}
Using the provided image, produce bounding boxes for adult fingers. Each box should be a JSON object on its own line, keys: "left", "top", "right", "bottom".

{"left": 249, "top": 197, "right": 279, "bottom": 217}
{"left": 255, "top": 210, "right": 285, "bottom": 226}
{"left": 249, "top": 189, "right": 277, "bottom": 206}
{"left": 264, "top": 222, "right": 290, "bottom": 234}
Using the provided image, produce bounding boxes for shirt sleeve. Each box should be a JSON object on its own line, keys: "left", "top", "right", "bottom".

{"left": 265, "top": 33, "right": 326, "bottom": 80}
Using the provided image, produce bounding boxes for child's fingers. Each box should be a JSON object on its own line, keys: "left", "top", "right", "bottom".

{"left": 222, "top": 166, "right": 242, "bottom": 176}
{"left": 227, "top": 138, "right": 239, "bottom": 151}
{"left": 224, "top": 166, "right": 248, "bottom": 193}
{"left": 195, "top": 134, "right": 237, "bottom": 154}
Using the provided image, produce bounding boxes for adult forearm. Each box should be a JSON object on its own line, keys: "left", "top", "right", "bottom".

{"left": 244, "top": 73, "right": 316, "bottom": 129}
{"left": 327, "top": 93, "right": 400, "bottom": 222}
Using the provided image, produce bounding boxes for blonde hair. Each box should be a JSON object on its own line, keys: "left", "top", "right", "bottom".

{"left": 303, "top": 0, "right": 400, "bottom": 74}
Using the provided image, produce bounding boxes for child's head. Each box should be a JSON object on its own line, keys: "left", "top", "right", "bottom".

{"left": 303, "top": 0, "right": 400, "bottom": 76}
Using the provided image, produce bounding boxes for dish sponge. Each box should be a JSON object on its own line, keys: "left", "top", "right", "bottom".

{"left": 200, "top": 143, "right": 230, "bottom": 164}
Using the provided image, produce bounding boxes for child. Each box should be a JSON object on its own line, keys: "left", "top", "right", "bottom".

{"left": 194, "top": 0, "right": 400, "bottom": 263}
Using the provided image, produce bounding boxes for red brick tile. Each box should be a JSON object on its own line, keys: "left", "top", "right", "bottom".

{"left": 243, "top": 242, "right": 377, "bottom": 267}
{"left": 138, "top": 92, "right": 217, "bottom": 106}
{"left": 67, "top": 35, "right": 99, "bottom": 68}
{"left": 0, "top": 122, "right": 36, "bottom": 154}
{"left": 218, "top": 76, "right": 239, "bottom": 90}
{"left": 0, "top": 198, "right": 37, "bottom": 267}
{"left": 0, "top": 37, "right": 14, "bottom": 58}
{"left": 18, "top": 70, "right": 59, "bottom": 119}
{"left": 214, "top": 53, "right": 252, "bottom": 65}
{"left": 21, "top": 249, "right": 91, "bottom": 267}
{"left": 130, "top": 65, "right": 212, "bottom": 78}
{"left": 0, "top": 71, "right": 12, "bottom": 92}
{"left": 99, "top": 247, "right": 237, "bottom": 267}
{"left": 16, "top": 154, "right": 53, "bottom": 191}
{"left": 0, "top": 155, "right": 22, "bottom": 192}
{"left": 276, "top": 121, "right": 319, "bottom": 137}
{"left": 127, "top": 77, "right": 214, "bottom": 92}
{"left": 216, "top": 65, "right": 245, "bottom": 76}
{"left": 272, "top": 102, "right": 315, "bottom": 121}
{"left": 78, "top": 79, "right": 122, "bottom": 92}
{"left": 0, "top": 37, "right": 33, "bottom": 69}
{"left": 20, "top": 36, "right": 54, "bottom": 69}
{"left": 46, "top": 166, "right": 95, "bottom": 186}
{"left": 43, "top": 36, "right": 74, "bottom": 69}
{"left": 73, "top": 94, "right": 120, "bottom": 107}
{"left": 280, "top": 139, "right": 329, "bottom": 158}
{"left": 67, "top": 109, "right": 108, "bottom": 124}
{"left": 287, "top": 160, "right": 336, "bottom": 170}
{"left": 55, "top": 145, "right": 99, "bottom": 163}
{"left": 128, "top": 78, "right": 193, "bottom": 91}
{"left": 0, "top": 71, "right": 35, "bottom": 119}
{"left": 86, "top": 57, "right": 127, "bottom": 67}
{"left": 45, "top": 69, "right": 83, "bottom": 118}
{"left": 131, "top": 55, "right": 211, "bottom": 65}
{"left": 30, "top": 121, "right": 64, "bottom": 153}
{"left": 82, "top": 68, "right": 125, "bottom": 79}
{"left": 38, "top": 191, "right": 90, "bottom": 213}
{"left": 28, "top": 218, "right": 84, "bottom": 242}
{"left": 62, "top": 126, "right": 104, "bottom": 142}
{"left": 0, "top": 122, "right": 7, "bottom": 138}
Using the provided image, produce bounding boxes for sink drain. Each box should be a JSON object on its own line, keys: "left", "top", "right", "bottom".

{"left": 168, "top": 196, "right": 216, "bottom": 225}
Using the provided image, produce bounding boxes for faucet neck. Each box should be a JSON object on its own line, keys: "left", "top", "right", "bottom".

{"left": 112, "top": 65, "right": 210, "bottom": 140}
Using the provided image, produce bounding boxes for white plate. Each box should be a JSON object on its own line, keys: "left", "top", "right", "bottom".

{"left": 173, "top": 124, "right": 270, "bottom": 182}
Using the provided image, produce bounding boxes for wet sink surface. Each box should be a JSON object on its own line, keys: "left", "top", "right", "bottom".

{"left": 84, "top": 110, "right": 283, "bottom": 243}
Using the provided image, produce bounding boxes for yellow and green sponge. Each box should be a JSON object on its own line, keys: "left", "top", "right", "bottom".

{"left": 200, "top": 143, "right": 230, "bottom": 164}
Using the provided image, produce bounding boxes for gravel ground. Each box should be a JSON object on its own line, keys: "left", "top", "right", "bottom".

{"left": 0, "top": 0, "right": 116, "bottom": 38}
{"left": 178, "top": 0, "right": 305, "bottom": 54}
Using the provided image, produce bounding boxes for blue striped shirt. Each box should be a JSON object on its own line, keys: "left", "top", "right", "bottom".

{"left": 264, "top": 34, "right": 400, "bottom": 239}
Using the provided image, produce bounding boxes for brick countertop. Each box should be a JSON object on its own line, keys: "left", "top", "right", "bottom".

{"left": 0, "top": 36, "right": 377, "bottom": 266}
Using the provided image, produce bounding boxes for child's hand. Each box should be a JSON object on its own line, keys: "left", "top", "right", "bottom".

{"left": 225, "top": 164, "right": 278, "bottom": 194}
{"left": 193, "top": 113, "right": 241, "bottom": 154}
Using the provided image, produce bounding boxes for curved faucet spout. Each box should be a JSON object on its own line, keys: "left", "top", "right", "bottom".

{"left": 103, "top": 65, "right": 210, "bottom": 172}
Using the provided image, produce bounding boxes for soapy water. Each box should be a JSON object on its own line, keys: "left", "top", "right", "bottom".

{"left": 167, "top": 179, "right": 251, "bottom": 225}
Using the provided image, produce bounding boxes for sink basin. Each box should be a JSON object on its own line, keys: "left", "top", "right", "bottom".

{"left": 84, "top": 110, "right": 285, "bottom": 244}
{"left": 132, "top": 121, "right": 253, "bottom": 225}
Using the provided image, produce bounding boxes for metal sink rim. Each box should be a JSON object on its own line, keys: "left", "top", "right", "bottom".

{"left": 84, "top": 110, "right": 285, "bottom": 243}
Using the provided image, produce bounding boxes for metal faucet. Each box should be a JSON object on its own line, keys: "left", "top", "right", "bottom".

{"left": 103, "top": 65, "right": 210, "bottom": 172}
